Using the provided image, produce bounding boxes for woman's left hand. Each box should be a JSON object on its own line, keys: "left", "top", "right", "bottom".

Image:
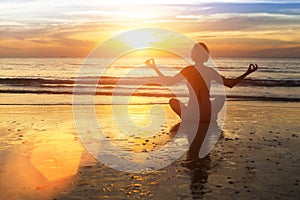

{"left": 145, "top": 58, "right": 157, "bottom": 69}
{"left": 247, "top": 64, "right": 258, "bottom": 74}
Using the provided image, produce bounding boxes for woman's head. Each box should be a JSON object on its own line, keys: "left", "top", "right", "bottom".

{"left": 191, "top": 42, "right": 210, "bottom": 63}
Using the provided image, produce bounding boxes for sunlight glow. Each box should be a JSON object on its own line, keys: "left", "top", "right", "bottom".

{"left": 119, "top": 30, "right": 164, "bottom": 49}
{"left": 1, "top": 0, "right": 300, "bottom": 57}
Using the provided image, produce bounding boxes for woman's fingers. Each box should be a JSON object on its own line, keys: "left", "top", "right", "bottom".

{"left": 249, "top": 63, "right": 258, "bottom": 72}
{"left": 149, "top": 58, "right": 155, "bottom": 64}
{"left": 145, "top": 58, "right": 155, "bottom": 66}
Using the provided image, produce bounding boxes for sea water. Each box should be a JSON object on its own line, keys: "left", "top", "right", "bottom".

{"left": 0, "top": 57, "right": 299, "bottom": 105}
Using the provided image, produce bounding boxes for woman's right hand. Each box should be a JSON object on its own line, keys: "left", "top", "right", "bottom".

{"left": 145, "top": 58, "right": 156, "bottom": 69}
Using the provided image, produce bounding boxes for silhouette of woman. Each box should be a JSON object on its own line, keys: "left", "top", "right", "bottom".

{"left": 146, "top": 42, "right": 258, "bottom": 122}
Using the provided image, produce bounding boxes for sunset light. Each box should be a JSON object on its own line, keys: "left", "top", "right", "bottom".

{"left": 1, "top": 1, "right": 300, "bottom": 199}
{"left": 119, "top": 29, "right": 162, "bottom": 49}
{"left": 1, "top": 1, "right": 300, "bottom": 57}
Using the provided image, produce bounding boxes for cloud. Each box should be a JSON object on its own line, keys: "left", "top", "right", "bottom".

{"left": 177, "top": 13, "right": 300, "bottom": 32}
{"left": 181, "top": 2, "right": 300, "bottom": 15}
{"left": 1, "top": 1, "right": 300, "bottom": 57}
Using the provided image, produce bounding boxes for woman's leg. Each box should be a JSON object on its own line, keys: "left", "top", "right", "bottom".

{"left": 169, "top": 98, "right": 186, "bottom": 118}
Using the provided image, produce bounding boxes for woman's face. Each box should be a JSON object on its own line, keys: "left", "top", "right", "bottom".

{"left": 191, "top": 45, "right": 209, "bottom": 63}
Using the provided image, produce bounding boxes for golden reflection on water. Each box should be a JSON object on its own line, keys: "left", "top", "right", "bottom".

{"left": 30, "top": 130, "right": 83, "bottom": 181}
{"left": 96, "top": 104, "right": 180, "bottom": 153}
{"left": 0, "top": 106, "right": 84, "bottom": 199}
{"left": 0, "top": 104, "right": 180, "bottom": 198}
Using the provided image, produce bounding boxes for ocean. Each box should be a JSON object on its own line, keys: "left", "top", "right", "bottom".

{"left": 0, "top": 57, "right": 299, "bottom": 105}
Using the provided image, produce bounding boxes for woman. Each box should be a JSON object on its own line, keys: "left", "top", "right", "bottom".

{"left": 146, "top": 42, "right": 258, "bottom": 122}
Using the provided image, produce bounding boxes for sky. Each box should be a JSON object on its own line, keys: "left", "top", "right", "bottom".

{"left": 1, "top": 0, "right": 300, "bottom": 57}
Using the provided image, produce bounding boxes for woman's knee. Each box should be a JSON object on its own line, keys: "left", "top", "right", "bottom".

{"left": 169, "top": 98, "right": 178, "bottom": 105}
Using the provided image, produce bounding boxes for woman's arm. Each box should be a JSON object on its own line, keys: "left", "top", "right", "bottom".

{"left": 222, "top": 64, "right": 258, "bottom": 88}
{"left": 145, "top": 58, "right": 184, "bottom": 85}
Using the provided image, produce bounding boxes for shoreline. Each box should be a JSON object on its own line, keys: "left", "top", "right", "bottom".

{"left": 0, "top": 101, "right": 299, "bottom": 199}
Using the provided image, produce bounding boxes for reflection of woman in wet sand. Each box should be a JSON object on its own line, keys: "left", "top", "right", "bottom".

{"left": 146, "top": 43, "right": 258, "bottom": 122}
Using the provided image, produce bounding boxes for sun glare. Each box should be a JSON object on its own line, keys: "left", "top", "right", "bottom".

{"left": 119, "top": 30, "right": 161, "bottom": 49}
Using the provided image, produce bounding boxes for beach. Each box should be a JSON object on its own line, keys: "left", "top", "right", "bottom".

{"left": 0, "top": 101, "right": 299, "bottom": 199}
{"left": 2, "top": 0, "right": 300, "bottom": 199}
{"left": 0, "top": 57, "right": 299, "bottom": 199}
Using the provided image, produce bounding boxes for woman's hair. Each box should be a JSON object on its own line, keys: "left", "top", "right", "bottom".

{"left": 191, "top": 42, "right": 210, "bottom": 62}
{"left": 198, "top": 42, "right": 210, "bottom": 54}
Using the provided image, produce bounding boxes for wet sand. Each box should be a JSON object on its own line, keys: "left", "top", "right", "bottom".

{"left": 0, "top": 101, "right": 299, "bottom": 199}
